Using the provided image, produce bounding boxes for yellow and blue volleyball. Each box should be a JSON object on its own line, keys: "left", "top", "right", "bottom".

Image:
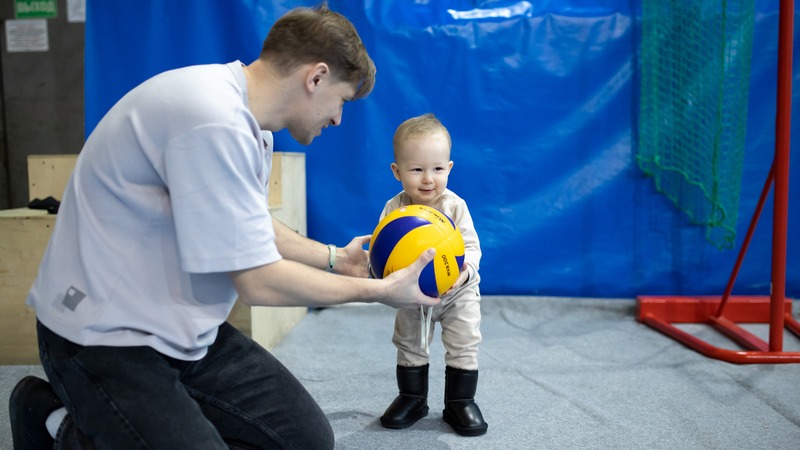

{"left": 369, "top": 205, "right": 465, "bottom": 297}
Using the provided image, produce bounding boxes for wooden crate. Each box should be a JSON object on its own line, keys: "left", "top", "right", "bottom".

{"left": 27, "top": 154, "right": 78, "bottom": 201}
{"left": 0, "top": 209, "right": 54, "bottom": 364}
{"left": 0, "top": 152, "right": 307, "bottom": 364}
{"left": 227, "top": 152, "right": 308, "bottom": 349}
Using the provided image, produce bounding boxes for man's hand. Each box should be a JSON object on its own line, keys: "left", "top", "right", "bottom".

{"left": 381, "top": 248, "right": 441, "bottom": 309}
{"left": 333, "top": 235, "right": 371, "bottom": 278}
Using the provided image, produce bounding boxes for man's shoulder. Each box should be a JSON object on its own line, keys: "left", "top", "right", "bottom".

{"left": 132, "top": 62, "right": 248, "bottom": 128}
{"left": 142, "top": 63, "right": 240, "bottom": 98}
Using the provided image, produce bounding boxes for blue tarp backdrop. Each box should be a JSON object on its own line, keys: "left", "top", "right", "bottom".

{"left": 85, "top": 1, "right": 799, "bottom": 298}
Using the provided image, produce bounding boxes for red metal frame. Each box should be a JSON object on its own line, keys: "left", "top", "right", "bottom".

{"left": 636, "top": 0, "right": 799, "bottom": 364}
{"left": 637, "top": 296, "right": 800, "bottom": 363}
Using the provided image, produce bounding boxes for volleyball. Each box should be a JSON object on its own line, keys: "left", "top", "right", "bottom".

{"left": 369, "top": 205, "right": 465, "bottom": 297}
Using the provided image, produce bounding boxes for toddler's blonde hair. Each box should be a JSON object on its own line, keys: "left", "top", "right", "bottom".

{"left": 393, "top": 113, "right": 452, "bottom": 160}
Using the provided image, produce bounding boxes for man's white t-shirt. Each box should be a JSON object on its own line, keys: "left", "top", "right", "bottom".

{"left": 27, "top": 61, "right": 282, "bottom": 360}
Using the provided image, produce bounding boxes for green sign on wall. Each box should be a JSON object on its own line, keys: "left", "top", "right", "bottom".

{"left": 15, "top": 0, "right": 58, "bottom": 19}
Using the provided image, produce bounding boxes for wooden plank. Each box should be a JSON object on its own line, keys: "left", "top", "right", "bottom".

{"left": 0, "top": 213, "right": 56, "bottom": 364}
{"left": 270, "top": 153, "right": 306, "bottom": 235}
{"left": 268, "top": 152, "right": 282, "bottom": 208}
{"left": 27, "top": 154, "right": 78, "bottom": 201}
{"left": 228, "top": 152, "right": 307, "bottom": 348}
{"left": 26, "top": 153, "right": 283, "bottom": 206}
{"left": 251, "top": 306, "right": 306, "bottom": 350}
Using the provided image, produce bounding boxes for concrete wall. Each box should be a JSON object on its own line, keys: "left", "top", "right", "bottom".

{"left": 0, "top": 0, "right": 84, "bottom": 209}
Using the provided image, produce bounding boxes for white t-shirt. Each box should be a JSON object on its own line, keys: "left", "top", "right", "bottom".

{"left": 27, "top": 61, "right": 282, "bottom": 360}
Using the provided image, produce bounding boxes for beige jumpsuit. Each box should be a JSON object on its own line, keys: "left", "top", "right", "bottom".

{"left": 379, "top": 189, "right": 482, "bottom": 371}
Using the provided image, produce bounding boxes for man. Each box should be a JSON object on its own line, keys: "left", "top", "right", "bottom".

{"left": 10, "top": 4, "right": 439, "bottom": 449}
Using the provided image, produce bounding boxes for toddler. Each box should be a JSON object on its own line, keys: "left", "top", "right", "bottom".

{"left": 377, "top": 113, "right": 487, "bottom": 436}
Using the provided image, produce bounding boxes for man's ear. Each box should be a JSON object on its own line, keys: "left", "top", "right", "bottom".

{"left": 306, "top": 63, "right": 330, "bottom": 93}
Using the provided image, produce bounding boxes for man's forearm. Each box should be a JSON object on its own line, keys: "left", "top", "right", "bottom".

{"left": 272, "top": 217, "right": 330, "bottom": 270}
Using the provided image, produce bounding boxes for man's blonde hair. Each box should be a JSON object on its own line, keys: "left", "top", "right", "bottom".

{"left": 393, "top": 113, "right": 452, "bottom": 160}
{"left": 260, "top": 3, "right": 376, "bottom": 99}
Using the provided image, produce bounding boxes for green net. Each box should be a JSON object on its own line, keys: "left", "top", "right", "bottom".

{"left": 638, "top": 0, "right": 756, "bottom": 249}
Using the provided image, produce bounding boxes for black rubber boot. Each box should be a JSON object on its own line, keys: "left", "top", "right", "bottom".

{"left": 443, "top": 366, "right": 488, "bottom": 436}
{"left": 380, "top": 364, "right": 429, "bottom": 429}
{"left": 9, "top": 376, "right": 62, "bottom": 450}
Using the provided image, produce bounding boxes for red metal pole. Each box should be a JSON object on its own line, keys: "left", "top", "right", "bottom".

{"left": 770, "top": 0, "right": 793, "bottom": 351}
{"left": 715, "top": 164, "right": 774, "bottom": 317}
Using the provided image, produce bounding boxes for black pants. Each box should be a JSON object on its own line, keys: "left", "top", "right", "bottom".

{"left": 37, "top": 321, "right": 333, "bottom": 449}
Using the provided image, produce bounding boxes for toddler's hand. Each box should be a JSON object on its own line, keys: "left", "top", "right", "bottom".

{"left": 443, "top": 263, "right": 469, "bottom": 296}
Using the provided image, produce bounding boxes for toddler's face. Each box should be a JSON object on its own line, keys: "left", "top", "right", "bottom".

{"left": 391, "top": 131, "right": 453, "bottom": 207}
